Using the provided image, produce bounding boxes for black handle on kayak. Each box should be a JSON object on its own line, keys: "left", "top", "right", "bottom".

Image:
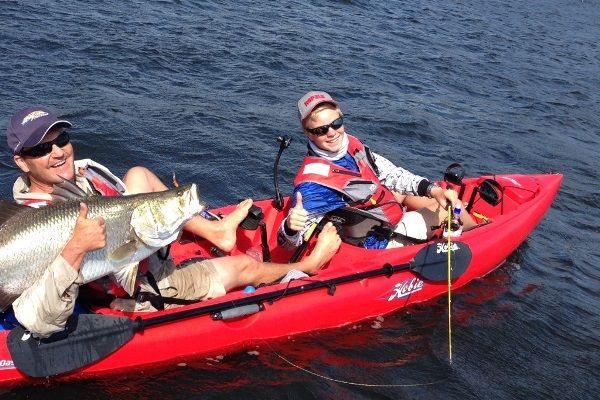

{"left": 7, "top": 241, "right": 471, "bottom": 378}
{"left": 273, "top": 135, "right": 292, "bottom": 211}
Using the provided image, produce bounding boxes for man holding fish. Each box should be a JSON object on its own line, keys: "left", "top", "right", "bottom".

{"left": 2, "top": 106, "right": 341, "bottom": 338}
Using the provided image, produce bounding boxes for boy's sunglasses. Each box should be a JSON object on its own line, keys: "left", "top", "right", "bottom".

{"left": 19, "top": 131, "right": 71, "bottom": 158}
{"left": 306, "top": 117, "right": 343, "bottom": 136}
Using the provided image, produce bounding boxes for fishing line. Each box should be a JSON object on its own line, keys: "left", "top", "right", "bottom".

{"left": 250, "top": 278, "right": 448, "bottom": 388}
{"left": 447, "top": 205, "right": 453, "bottom": 364}
{"left": 266, "top": 340, "right": 448, "bottom": 387}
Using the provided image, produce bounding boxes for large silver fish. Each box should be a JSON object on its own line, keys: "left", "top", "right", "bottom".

{"left": 0, "top": 183, "right": 204, "bottom": 311}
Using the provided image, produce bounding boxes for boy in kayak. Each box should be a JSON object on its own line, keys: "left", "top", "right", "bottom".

{"left": 279, "top": 91, "right": 476, "bottom": 249}
{"left": 4, "top": 106, "right": 341, "bottom": 337}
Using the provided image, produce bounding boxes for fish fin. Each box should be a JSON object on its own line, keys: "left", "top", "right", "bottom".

{"left": 0, "top": 200, "right": 29, "bottom": 226}
{"left": 108, "top": 239, "right": 142, "bottom": 263}
{"left": 112, "top": 263, "right": 139, "bottom": 296}
{"left": 50, "top": 178, "right": 93, "bottom": 202}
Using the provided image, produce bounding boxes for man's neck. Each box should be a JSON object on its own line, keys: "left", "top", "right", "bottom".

{"left": 27, "top": 177, "right": 57, "bottom": 194}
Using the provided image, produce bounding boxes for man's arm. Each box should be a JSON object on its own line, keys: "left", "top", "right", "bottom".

{"left": 12, "top": 255, "right": 84, "bottom": 338}
{"left": 371, "top": 152, "right": 429, "bottom": 195}
{"left": 372, "top": 151, "right": 459, "bottom": 208}
{"left": 12, "top": 202, "right": 106, "bottom": 338}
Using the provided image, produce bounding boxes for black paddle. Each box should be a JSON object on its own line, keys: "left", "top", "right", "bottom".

{"left": 7, "top": 241, "right": 471, "bottom": 378}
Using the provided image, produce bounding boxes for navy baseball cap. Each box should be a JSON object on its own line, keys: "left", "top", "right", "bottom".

{"left": 6, "top": 106, "right": 72, "bottom": 155}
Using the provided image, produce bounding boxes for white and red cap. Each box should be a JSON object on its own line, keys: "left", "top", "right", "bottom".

{"left": 297, "top": 91, "right": 338, "bottom": 121}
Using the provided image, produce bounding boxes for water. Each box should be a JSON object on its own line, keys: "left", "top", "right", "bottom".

{"left": 1, "top": 0, "right": 599, "bottom": 398}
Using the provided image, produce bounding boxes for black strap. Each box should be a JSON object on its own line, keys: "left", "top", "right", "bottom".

{"left": 140, "top": 269, "right": 199, "bottom": 310}
{"left": 156, "top": 244, "right": 171, "bottom": 261}
{"left": 143, "top": 271, "right": 165, "bottom": 311}
{"left": 364, "top": 145, "right": 380, "bottom": 176}
{"left": 136, "top": 291, "right": 197, "bottom": 308}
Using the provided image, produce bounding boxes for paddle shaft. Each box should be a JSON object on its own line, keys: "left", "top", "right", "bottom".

{"left": 141, "top": 261, "right": 415, "bottom": 329}
{"left": 141, "top": 240, "right": 472, "bottom": 328}
{"left": 140, "top": 238, "right": 472, "bottom": 329}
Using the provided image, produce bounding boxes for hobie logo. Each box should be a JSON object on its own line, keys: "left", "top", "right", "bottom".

{"left": 436, "top": 242, "right": 459, "bottom": 254}
{"left": 0, "top": 359, "right": 15, "bottom": 371}
{"left": 388, "top": 278, "right": 424, "bottom": 301}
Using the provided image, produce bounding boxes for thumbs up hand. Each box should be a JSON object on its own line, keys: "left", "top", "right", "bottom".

{"left": 286, "top": 191, "right": 309, "bottom": 232}
{"left": 61, "top": 202, "right": 107, "bottom": 271}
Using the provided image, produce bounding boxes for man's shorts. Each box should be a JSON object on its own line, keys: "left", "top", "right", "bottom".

{"left": 393, "top": 211, "right": 429, "bottom": 241}
{"left": 111, "top": 256, "right": 226, "bottom": 312}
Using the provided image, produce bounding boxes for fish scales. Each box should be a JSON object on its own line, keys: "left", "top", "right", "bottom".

{"left": 0, "top": 184, "right": 203, "bottom": 311}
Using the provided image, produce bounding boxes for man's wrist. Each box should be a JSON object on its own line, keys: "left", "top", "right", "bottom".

{"left": 426, "top": 183, "right": 440, "bottom": 198}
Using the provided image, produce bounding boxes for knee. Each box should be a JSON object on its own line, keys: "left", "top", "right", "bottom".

{"left": 236, "top": 254, "right": 260, "bottom": 272}
{"left": 232, "top": 254, "right": 264, "bottom": 283}
{"left": 123, "top": 166, "right": 150, "bottom": 182}
{"left": 123, "top": 166, "right": 161, "bottom": 194}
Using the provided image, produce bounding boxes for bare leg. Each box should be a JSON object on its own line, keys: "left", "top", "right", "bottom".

{"left": 402, "top": 194, "right": 437, "bottom": 211}
{"left": 122, "top": 166, "right": 252, "bottom": 252}
{"left": 212, "top": 223, "right": 341, "bottom": 291}
{"left": 183, "top": 199, "right": 253, "bottom": 252}
{"left": 413, "top": 202, "right": 478, "bottom": 239}
{"left": 459, "top": 210, "right": 478, "bottom": 231}
{"left": 122, "top": 166, "right": 169, "bottom": 194}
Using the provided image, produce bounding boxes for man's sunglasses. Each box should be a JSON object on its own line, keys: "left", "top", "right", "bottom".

{"left": 19, "top": 131, "right": 71, "bottom": 158}
{"left": 305, "top": 117, "right": 344, "bottom": 136}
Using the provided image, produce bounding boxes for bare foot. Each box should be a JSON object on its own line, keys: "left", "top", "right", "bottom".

{"left": 213, "top": 199, "right": 253, "bottom": 252}
{"left": 301, "top": 222, "right": 341, "bottom": 274}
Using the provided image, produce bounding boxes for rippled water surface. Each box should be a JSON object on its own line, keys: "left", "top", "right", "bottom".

{"left": 1, "top": 0, "right": 599, "bottom": 398}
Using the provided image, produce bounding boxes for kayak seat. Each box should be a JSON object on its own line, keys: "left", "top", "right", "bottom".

{"left": 324, "top": 207, "right": 393, "bottom": 247}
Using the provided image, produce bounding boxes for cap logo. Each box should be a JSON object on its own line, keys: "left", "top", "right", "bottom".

{"left": 21, "top": 111, "right": 49, "bottom": 125}
{"left": 304, "top": 94, "right": 326, "bottom": 107}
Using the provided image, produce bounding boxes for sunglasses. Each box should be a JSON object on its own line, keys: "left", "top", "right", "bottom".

{"left": 19, "top": 131, "right": 71, "bottom": 158}
{"left": 305, "top": 117, "right": 344, "bottom": 136}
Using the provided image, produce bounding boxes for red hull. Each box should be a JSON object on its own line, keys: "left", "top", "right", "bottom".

{"left": 0, "top": 173, "right": 562, "bottom": 386}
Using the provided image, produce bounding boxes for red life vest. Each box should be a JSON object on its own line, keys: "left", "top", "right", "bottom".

{"left": 293, "top": 134, "right": 404, "bottom": 226}
{"left": 83, "top": 171, "right": 122, "bottom": 196}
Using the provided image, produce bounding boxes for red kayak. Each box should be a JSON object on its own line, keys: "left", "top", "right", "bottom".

{"left": 0, "top": 172, "right": 562, "bottom": 386}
